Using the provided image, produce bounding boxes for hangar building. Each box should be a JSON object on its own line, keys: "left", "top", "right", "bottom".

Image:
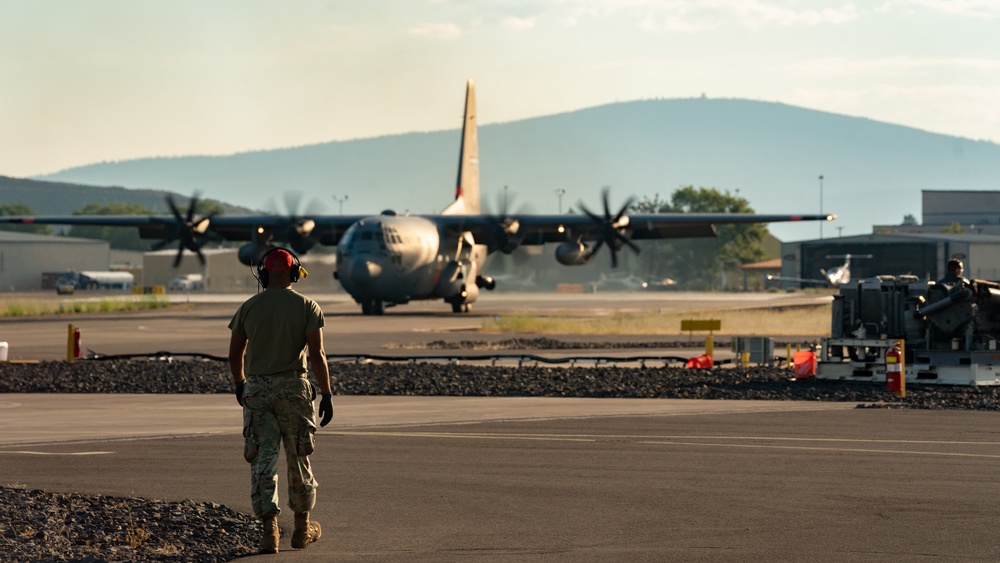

{"left": 142, "top": 249, "right": 338, "bottom": 294}
{"left": 775, "top": 232, "right": 1000, "bottom": 288}
{"left": 0, "top": 231, "right": 111, "bottom": 291}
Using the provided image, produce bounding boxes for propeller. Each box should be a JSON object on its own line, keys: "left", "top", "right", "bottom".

{"left": 578, "top": 188, "right": 640, "bottom": 268}
{"left": 152, "top": 194, "right": 221, "bottom": 268}
{"left": 269, "top": 192, "right": 328, "bottom": 255}
{"left": 482, "top": 189, "right": 533, "bottom": 257}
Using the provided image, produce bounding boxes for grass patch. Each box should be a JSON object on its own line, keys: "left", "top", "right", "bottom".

{"left": 481, "top": 304, "right": 832, "bottom": 336}
{"left": 0, "top": 296, "right": 171, "bottom": 317}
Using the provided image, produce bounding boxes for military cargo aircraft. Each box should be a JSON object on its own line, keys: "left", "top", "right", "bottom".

{"left": 1, "top": 80, "right": 834, "bottom": 314}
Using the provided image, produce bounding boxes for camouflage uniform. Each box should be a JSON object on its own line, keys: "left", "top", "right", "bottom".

{"left": 230, "top": 287, "right": 325, "bottom": 518}
{"left": 242, "top": 374, "right": 318, "bottom": 517}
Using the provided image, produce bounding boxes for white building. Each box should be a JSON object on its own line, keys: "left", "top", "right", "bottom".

{"left": 0, "top": 231, "right": 111, "bottom": 291}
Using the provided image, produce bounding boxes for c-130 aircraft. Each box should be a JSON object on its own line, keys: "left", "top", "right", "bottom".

{"left": 2, "top": 80, "right": 834, "bottom": 314}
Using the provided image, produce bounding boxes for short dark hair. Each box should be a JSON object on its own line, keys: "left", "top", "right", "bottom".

{"left": 947, "top": 259, "right": 963, "bottom": 273}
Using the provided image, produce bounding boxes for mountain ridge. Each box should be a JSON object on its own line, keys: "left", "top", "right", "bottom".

{"left": 22, "top": 98, "right": 1000, "bottom": 239}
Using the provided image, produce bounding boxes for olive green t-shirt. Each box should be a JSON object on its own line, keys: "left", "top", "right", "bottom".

{"left": 229, "top": 288, "right": 325, "bottom": 376}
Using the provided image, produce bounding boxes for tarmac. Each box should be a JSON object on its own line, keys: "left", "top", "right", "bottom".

{"left": 3, "top": 291, "right": 1000, "bottom": 561}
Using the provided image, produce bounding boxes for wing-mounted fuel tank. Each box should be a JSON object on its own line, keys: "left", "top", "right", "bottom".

{"left": 238, "top": 243, "right": 270, "bottom": 266}
{"left": 555, "top": 241, "right": 592, "bottom": 266}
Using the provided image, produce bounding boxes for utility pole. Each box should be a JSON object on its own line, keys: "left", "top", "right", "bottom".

{"left": 554, "top": 188, "right": 566, "bottom": 213}
{"left": 333, "top": 195, "right": 348, "bottom": 214}
{"left": 818, "top": 175, "right": 824, "bottom": 239}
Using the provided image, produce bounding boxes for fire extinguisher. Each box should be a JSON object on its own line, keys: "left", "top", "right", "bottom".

{"left": 885, "top": 342, "right": 905, "bottom": 397}
{"left": 73, "top": 327, "right": 82, "bottom": 360}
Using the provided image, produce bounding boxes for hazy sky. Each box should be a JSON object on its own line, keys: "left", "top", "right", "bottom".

{"left": 2, "top": 0, "right": 998, "bottom": 180}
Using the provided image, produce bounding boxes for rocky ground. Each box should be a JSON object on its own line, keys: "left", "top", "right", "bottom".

{"left": 0, "top": 487, "right": 258, "bottom": 562}
{"left": 2, "top": 341, "right": 999, "bottom": 561}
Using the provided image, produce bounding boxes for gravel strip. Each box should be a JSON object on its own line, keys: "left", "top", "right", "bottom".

{"left": 0, "top": 358, "right": 998, "bottom": 410}
{"left": 0, "top": 487, "right": 257, "bottom": 562}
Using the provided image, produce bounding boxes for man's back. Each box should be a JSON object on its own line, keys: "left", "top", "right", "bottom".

{"left": 230, "top": 288, "right": 324, "bottom": 376}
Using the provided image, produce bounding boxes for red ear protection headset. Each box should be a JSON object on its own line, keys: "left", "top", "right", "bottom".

{"left": 256, "top": 247, "right": 302, "bottom": 288}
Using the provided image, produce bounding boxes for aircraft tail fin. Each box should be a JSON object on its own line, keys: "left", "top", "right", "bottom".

{"left": 443, "top": 79, "right": 480, "bottom": 216}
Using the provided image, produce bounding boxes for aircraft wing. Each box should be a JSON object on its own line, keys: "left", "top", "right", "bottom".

{"left": 766, "top": 274, "right": 832, "bottom": 286}
{"left": 0, "top": 211, "right": 833, "bottom": 249}
{"left": 439, "top": 212, "right": 835, "bottom": 245}
{"left": 0, "top": 214, "right": 366, "bottom": 243}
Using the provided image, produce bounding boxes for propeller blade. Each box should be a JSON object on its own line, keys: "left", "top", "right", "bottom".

{"left": 166, "top": 196, "right": 184, "bottom": 223}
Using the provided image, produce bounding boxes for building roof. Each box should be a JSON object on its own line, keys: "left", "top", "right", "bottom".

{"left": 794, "top": 232, "right": 1000, "bottom": 245}
{"left": 0, "top": 230, "right": 106, "bottom": 245}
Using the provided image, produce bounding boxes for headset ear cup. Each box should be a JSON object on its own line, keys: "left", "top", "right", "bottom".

{"left": 260, "top": 269, "right": 269, "bottom": 288}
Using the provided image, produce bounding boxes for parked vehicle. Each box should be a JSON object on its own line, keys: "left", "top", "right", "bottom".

{"left": 56, "top": 271, "right": 135, "bottom": 294}
{"left": 168, "top": 273, "right": 205, "bottom": 292}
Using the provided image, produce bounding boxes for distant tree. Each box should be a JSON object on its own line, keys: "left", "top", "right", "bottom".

{"left": 902, "top": 214, "right": 918, "bottom": 226}
{"left": 633, "top": 186, "right": 768, "bottom": 290}
{"left": 68, "top": 203, "right": 157, "bottom": 250}
{"left": 0, "top": 203, "right": 52, "bottom": 235}
{"left": 940, "top": 222, "right": 965, "bottom": 234}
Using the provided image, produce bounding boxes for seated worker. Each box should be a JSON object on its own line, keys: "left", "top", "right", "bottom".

{"left": 938, "top": 258, "right": 969, "bottom": 287}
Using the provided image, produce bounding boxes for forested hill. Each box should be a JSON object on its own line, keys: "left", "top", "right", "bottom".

{"left": 28, "top": 98, "right": 1000, "bottom": 238}
{"left": 0, "top": 176, "right": 257, "bottom": 215}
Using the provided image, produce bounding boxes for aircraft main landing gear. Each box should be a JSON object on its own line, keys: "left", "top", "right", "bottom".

{"left": 451, "top": 303, "right": 471, "bottom": 313}
{"left": 361, "top": 300, "right": 385, "bottom": 315}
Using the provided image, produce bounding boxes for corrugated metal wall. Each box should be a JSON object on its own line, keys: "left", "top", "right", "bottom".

{"left": 0, "top": 234, "right": 110, "bottom": 291}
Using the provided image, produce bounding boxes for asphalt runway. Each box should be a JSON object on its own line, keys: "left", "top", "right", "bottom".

{"left": 4, "top": 291, "right": 1000, "bottom": 561}
{"left": 4, "top": 397, "right": 1000, "bottom": 561}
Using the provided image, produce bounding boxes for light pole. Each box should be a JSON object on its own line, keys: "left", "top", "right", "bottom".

{"left": 818, "top": 175, "right": 824, "bottom": 239}
{"left": 554, "top": 188, "right": 566, "bottom": 213}
{"left": 333, "top": 195, "right": 348, "bottom": 214}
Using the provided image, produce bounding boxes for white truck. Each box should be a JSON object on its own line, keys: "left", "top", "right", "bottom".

{"left": 167, "top": 273, "right": 205, "bottom": 292}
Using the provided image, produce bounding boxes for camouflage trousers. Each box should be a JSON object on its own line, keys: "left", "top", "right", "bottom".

{"left": 242, "top": 374, "right": 318, "bottom": 518}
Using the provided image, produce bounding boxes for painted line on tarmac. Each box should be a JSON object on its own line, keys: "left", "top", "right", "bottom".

{"left": 332, "top": 431, "right": 1000, "bottom": 447}
{"left": 637, "top": 440, "right": 1000, "bottom": 459}
{"left": 0, "top": 451, "right": 115, "bottom": 456}
{"left": 329, "top": 431, "right": 1000, "bottom": 458}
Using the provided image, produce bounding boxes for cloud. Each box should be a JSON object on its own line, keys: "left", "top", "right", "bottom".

{"left": 891, "top": 0, "right": 1000, "bottom": 19}
{"left": 408, "top": 22, "right": 467, "bottom": 40}
{"left": 554, "top": 0, "right": 860, "bottom": 32}
{"left": 502, "top": 16, "right": 536, "bottom": 30}
{"left": 784, "top": 56, "right": 1000, "bottom": 77}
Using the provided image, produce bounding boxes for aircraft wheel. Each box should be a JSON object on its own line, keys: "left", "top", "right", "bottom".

{"left": 373, "top": 300, "right": 385, "bottom": 315}
{"left": 361, "top": 302, "right": 372, "bottom": 315}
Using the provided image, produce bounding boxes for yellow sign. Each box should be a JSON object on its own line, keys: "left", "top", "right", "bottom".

{"left": 680, "top": 319, "right": 721, "bottom": 332}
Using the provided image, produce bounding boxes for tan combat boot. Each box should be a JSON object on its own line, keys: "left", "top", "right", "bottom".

{"left": 291, "top": 511, "right": 322, "bottom": 549}
{"left": 260, "top": 513, "right": 280, "bottom": 554}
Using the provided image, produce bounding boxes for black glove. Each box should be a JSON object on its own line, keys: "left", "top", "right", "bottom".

{"left": 318, "top": 394, "right": 333, "bottom": 427}
{"left": 235, "top": 381, "right": 245, "bottom": 407}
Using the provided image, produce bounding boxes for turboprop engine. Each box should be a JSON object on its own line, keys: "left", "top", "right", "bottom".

{"left": 238, "top": 243, "right": 270, "bottom": 266}
{"left": 555, "top": 241, "right": 592, "bottom": 266}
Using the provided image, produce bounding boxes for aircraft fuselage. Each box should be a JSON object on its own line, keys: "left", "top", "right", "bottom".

{"left": 335, "top": 212, "right": 488, "bottom": 313}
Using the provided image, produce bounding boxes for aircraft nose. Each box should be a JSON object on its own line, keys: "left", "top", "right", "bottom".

{"left": 349, "top": 257, "right": 382, "bottom": 284}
